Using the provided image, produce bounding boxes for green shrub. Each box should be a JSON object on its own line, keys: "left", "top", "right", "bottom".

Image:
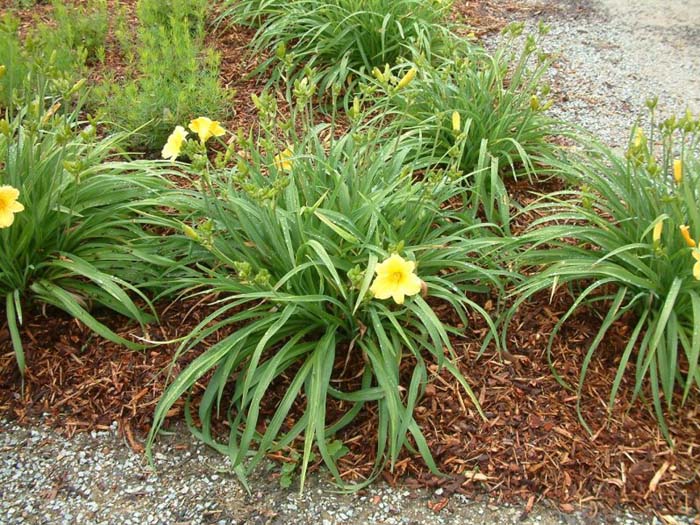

{"left": 507, "top": 104, "right": 700, "bottom": 440}
{"left": 371, "top": 23, "right": 559, "bottom": 183}
{"left": 137, "top": 0, "right": 209, "bottom": 32}
{"left": 220, "top": 0, "right": 456, "bottom": 93}
{"left": 0, "top": 16, "right": 30, "bottom": 108}
{"left": 146, "top": 88, "right": 505, "bottom": 490}
{"left": 0, "top": 81, "right": 173, "bottom": 373}
{"left": 45, "top": 0, "right": 109, "bottom": 64}
{"left": 96, "top": 10, "right": 230, "bottom": 151}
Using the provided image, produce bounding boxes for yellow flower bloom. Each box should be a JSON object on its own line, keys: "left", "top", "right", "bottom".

{"left": 652, "top": 219, "right": 663, "bottom": 243}
{"left": 680, "top": 225, "right": 697, "bottom": 248}
{"left": 0, "top": 185, "right": 24, "bottom": 228}
{"left": 273, "top": 147, "right": 294, "bottom": 172}
{"left": 451, "top": 111, "right": 461, "bottom": 133}
{"left": 369, "top": 253, "right": 422, "bottom": 305}
{"left": 188, "top": 117, "right": 226, "bottom": 144}
{"left": 693, "top": 249, "right": 700, "bottom": 280}
{"left": 161, "top": 125, "right": 188, "bottom": 161}
{"left": 673, "top": 159, "right": 683, "bottom": 183}
{"left": 396, "top": 67, "right": 417, "bottom": 90}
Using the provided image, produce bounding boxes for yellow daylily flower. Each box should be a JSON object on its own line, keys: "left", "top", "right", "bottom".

{"left": 680, "top": 225, "right": 697, "bottom": 248}
{"left": 693, "top": 249, "right": 700, "bottom": 280}
{"left": 673, "top": 159, "right": 683, "bottom": 183}
{"left": 0, "top": 185, "right": 24, "bottom": 228}
{"left": 161, "top": 125, "right": 188, "bottom": 161}
{"left": 451, "top": 111, "right": 461, "bottom": 133}
{"left": 396, "top": 67, "right": 417, "bottom": 90}
{"left": 369, "top": 253, "right": 422, "bottom": 305}
{"left": 188, "top": 117, "right": 226, "bottom": 144}
{"left": 273, "top": 147, "right": 294, "bottom": 172}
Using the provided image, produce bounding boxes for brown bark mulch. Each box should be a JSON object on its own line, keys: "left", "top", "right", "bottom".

{"left": 1, "top": 285, "right": 699, "bottom": 518}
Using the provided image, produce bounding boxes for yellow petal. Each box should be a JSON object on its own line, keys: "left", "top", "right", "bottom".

{"left": 694, "top": 261, "right": 700, "bottom": 280}
{"left": 0, "top": 211, "right": 14, "bottom": 228}
{"left": 369, "top": 274, "right": 396, "bottom": 300}
{"left": 10, "top": 201, "right": 24, "bottom": 213}
{"left": 401, "top": 273, "right": 423, "bottom": 297}
{"left": 0, "top": 185, "right": 20, "bottom": 202}
{"left": 392, "top": 290, "right": 406, "bottom": 305}
{"left": 162, "top": 126, "right": 188, "bottom": 161}
{"left": 189, "top": 117, "right": 213, "bottom": 143}
{"left": 210, "top": 121, "right": 226, "bottom": 137}
{"left": 680, "top": 225, "right": 696, "bottom": 248}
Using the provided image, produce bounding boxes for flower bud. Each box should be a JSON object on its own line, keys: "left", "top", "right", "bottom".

{"left": 451, "top": 111, "right": 461, "bottom": 132}
{"left": 396, "top": 67, "right": 416, "bottom": 90}
{"left": 653, "top": 220, "right": 663, "bottom": 244}
{"left": 673, "top": 159, "right": 682, "bottom": 183}
{"left": 183, "top": 224, "right": 199, "bottom": 241}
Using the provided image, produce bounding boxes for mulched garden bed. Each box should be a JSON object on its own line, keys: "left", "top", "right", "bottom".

{"left": 1, "top": 0, "right": 699, "bottom": 520}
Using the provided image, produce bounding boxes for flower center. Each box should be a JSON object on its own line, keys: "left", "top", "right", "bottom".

{"left": 392, "top": 271, "right": 403, "bottom": 283}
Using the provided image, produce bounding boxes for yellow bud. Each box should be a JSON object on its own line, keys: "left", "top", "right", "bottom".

{"left": 396, "top": 67, "right": 417, "bottom": 90}
{"left": 0, "top": 64, "right": 5, "bottom": 80}
{"left": 66, "top": 78, "right": 86, "bottom": 97}
{"left": 673, "top": 159, "right": 683, "bottom": 184}
{"left": 183, "top": 224, "right": 199, "bottom": 241}
{"left": 530, "top": 94, "right": 540, "bottom": 111}
{"left": 680, "top": 225, "right": 696, "bottom": 248}
{"left": 653, "top": 220, "right": 663, "bottom": 243}
{"left": 353, "top": 96, "right": 360, "bottom": 116}
{"left": 371, "top": 67, "right": 385, "bottom": 82}
{"left": 633, "top": 127, "right": 644, "bottom": 149}
{"left": 451, "top": 111, "right": 461, "bottom": 132}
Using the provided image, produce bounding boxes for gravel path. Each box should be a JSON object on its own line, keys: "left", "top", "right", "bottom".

{"left": 537, "top": 0, "right": 700, "bottom": 148}
{"left": 2, "top": 1, "right": 700, "bottom": 524}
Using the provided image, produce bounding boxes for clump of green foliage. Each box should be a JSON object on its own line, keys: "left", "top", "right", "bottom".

{"left": 508, "top": 101, "right": 700, "bottom": 441}
{"left": 220, "top": 0, "right": 457, "bottom": 93}
{"left": 0, "top": 75, "right": 173, "bottom": 373}
{"left": 372, "top": 23, "right": 559, "bottom": 182}
{"left": 146, "top": 82, "right": 506, "bottom": 490}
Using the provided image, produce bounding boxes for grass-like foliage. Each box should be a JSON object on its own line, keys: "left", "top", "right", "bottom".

{"left": 508, "top": 103, "right": 700, "bottom": 440}
{"left": 371, "top": 23, "right": 558, "bottom": 182}
{"left": 0, "top": 81, "right": 173, "bottom": 373}
{"left": 96, "top": 1, "right": 230, "bottom": 151}
{"left": 147, "top": 88, "right": 505, "bottom": 490}
{"left": 220, "top": 0, "right": 455, "bottom": 93}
